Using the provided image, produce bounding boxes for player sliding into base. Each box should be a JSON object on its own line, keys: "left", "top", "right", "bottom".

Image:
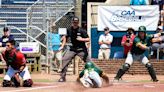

{"left": 77, "top": 61, "right": 109, "bottom": 88}
{"left": 114, "top": 26, "right": 164, "bottom": 82}
{"left": 1, "top": 40, "right": 33, "bottom": 87}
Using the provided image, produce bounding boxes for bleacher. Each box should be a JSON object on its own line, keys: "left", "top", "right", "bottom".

{"left": 0, "top": 0, "right": 35, "bottom": 42}
{"left": 0, "top": 0, "right": 74, "bottom": 43}
{"left": 0, "top": 0, "right": 75, "bottom": 74}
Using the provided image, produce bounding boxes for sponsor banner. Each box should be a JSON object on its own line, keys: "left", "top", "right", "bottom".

{"left": 19, "top": 42, "right": 39, "bottom": 53}
{"left": 98, "top": 5, "right": 159, "bottom": 31}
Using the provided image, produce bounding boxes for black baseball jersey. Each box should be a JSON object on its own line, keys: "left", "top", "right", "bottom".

{"left": 67, "top": 27, "right": 89, "bottom": 49}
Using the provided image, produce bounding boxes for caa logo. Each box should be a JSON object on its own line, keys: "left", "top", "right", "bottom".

{"left": 121, "top": 10, "right": 135, "bottom": 16}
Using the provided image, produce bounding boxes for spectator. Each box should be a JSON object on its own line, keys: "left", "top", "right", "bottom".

{"left": 121, "top": 28, "right": 135, "bottom": 58}
{"left": 130, "top": 0, "right": 150, "bottom": 5}
{"left": 0, "top": 27, "right": 14, "bottom": 47}
{"left": 151, "top": 0, "right": 164, "bottom": 11}
{"left": 151, "top": 0, "right": 164, "bottom": 27}
{"left": 49, "top": 22, "right": 65, "bottom": 73}
{"left": 98, "top": 27, "right": 113, "bottom": 60}
{"left": 151, "top": 26, "right": 164, "bottom": 59}
{"left": 0, "top": 27, "right": 15, "bottom": 63}
{"left": 58, "top": 17, "right": 91, "bottom": 82}
{"left": 48, "top": 32, "right": 64, "bottom": 72}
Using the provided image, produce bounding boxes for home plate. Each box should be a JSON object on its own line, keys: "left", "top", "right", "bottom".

{"left": 143, "top": 84, "right": 155, "bottom": 88}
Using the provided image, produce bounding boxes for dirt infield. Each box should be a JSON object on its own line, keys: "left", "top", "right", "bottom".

{"left": 0, "top": 74, "right": 164, "bottom": 92}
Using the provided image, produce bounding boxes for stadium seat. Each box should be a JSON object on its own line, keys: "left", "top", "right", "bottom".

{"left": 113, "top": 51, "right": 124, "bottom": 59}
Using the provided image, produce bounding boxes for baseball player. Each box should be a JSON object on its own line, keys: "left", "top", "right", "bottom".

{"left": 114, "top": 26, "right": 164, "bottom": 82}
{"left": 77, "top": 62, "right": 109, "bottom": 88}
{"left": 1, "top": 40, "right": 33, "bottom": 87}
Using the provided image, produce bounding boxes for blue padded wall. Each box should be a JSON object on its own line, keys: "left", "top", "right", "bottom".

{"left": 90, "top": 27, "right": 156, "bottom": 58}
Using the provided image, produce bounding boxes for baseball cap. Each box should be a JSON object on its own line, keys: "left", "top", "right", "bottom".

{"left": 138, "top": 26, "right": 146, "bottom": 32}
{"left": 127, "top": 27, "right": 134, "bottom": 32}
{"left": 3, "top": 27, "right": 9, "bottom": 32}
{"left": 72, "top": 17, "right": 79, "bottom": 21}
{"left": 104, "top": 27, "right": 109, "bottom": 31}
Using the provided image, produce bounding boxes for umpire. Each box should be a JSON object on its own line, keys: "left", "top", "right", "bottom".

{"left": 58, "top": 17, "right": 91, "bottom": 82}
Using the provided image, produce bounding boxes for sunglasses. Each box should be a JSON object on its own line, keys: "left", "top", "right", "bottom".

{"left": 104, "top": 29, "right": 109, "bottom": 31}
{"left": 73, "top": 21, "right": 79, "bottom": 23}
{"left": 6, "top": 45, "right": 10, "bottom": 47}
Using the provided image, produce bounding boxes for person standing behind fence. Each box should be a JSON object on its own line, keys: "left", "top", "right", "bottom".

{"left": 121, "top": 28, "right": 135, "bottom": 58}
{"left": 49, "top": 23, "right": 66, "bottom": 73}
{"left": 130, "top": 0, "right": 150, "bottom": 5}
{"left": 0, "top": 27, "right": 14, "bottom": 52}
{"left": 52, "top": 35, "right": 65, "bottom": 72}
{"left": 58, "top": 16, "right": 91, "bottom": 82}
{"left": 98, "top": 27, "right": 113, "bottom": 60}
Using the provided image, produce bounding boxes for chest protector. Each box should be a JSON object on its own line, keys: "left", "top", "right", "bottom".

{"left": 2, "top": 49, "right": 26, "bottom": 70}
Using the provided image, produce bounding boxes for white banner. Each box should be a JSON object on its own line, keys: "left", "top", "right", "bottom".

{"left": 19, "top": 42, "right": 40, "bottom": 53}
{"left": 98, "top": 5, "right": 159, "bottom": 31}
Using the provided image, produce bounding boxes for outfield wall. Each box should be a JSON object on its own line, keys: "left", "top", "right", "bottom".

{"left": 78, "top": 59, "right": 164, "bottom": 75}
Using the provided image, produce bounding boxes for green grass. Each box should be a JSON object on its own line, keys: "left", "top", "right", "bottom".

{"left": 0, "top": 77, "right": 3, "bottom": 81}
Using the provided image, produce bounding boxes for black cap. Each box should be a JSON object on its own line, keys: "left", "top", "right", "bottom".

{"left": 72, "top": 17, "right": 79, "bottom": 21}
{"left": 127, "top": 27, "right": 134, "bottom": 33}
{"left": 104, "top": 27, "right": 109, "bottom": 31}
{"left": 3, "top": 27, "right": 9, "bottom": 32}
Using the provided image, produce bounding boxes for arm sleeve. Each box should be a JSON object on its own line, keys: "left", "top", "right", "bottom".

{"left": 134, "top": 37, "right": 140, "bottom": 47}
{"left": 98, "top": 35, "right": 103, "bottom": 42}
{"left": 9, "top": 35, "right": 15, "bottom": 41}
{"left": 79, "top": 70, "right": 85, "bottom": 78}
{"left": 0, "top": 38, "right": 2, "bottom": 42}
{"left": 147, "top": 35, "right": 153, "bottom": 45}
{"left": 109, "top": 35, "right": 113, "bottom": 43}
{"left": 66, "top": 29, "right": 70, "bottom": 38}
{"left": 81, "top": 29, "right": 89, "bottom": 38}
{"left": 121, "top": 35, "right": 126, "bottom": 43}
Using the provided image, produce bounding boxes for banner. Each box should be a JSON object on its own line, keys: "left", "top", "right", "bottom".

{"left": 98, "top": 5, "right": 159, "bottom": 31}
{"left": 19, "top": 42, "right": 40, "bottom": 53}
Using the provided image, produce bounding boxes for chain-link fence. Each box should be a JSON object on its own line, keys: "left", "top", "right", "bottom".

{"left": 26, "top": 0, "right": 75, "bottom": 71}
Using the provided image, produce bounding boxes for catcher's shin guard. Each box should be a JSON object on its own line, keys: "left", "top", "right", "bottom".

{"left": 11, "top": 73, "right": 20, "bottom": 87}
{"left": 2, "top": 80, "right": 12, "bottom": 87}
{"left": 146, "top": 63, "right": 158, "bottom": 82}
{"left": 115, "top": 63, "right": 130, "bottom": 80}
{"left": 11, "top": 76, "right": 20, "bottom": 87}
{"left": 23, "top": 79, "right": 33, "bottom": 87}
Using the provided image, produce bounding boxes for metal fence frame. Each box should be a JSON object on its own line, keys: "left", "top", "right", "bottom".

{"left": 26, "top": 0, "right": 75, "bottom": 73}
